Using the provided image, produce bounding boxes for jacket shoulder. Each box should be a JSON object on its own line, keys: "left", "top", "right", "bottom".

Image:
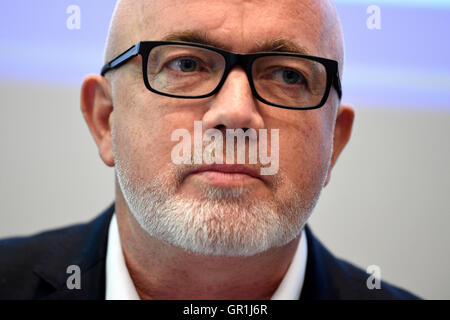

{"left": 333, "top": 255, "right": 421, "bottom": 299}
{"left": 0, "top": 222, "right": 87, "bottom": 269}
{"left": 302, "top": 225, "right": 421, "bottom": 300}
{"left": 0, "top": 204, "right": 114, "bottom": 299}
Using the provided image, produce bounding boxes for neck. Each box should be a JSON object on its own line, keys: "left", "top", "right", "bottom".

{"left": 115, "top": 195, "right": 301, "bottom": 300}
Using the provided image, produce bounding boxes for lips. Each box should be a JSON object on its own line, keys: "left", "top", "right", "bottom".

{"left": 187, "top": 164, "right": 267, "bottom": 184}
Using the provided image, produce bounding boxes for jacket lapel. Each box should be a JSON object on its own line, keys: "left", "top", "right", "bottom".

{"left": 33, "top": 204, "right": 115, "bottom": 299}
{"left": 299, "top": 225, "right": 341, "bottom": 300}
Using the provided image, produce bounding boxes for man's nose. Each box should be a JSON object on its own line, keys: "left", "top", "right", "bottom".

{"left": 201, "top": 67, "right": 265, "bottom": 131}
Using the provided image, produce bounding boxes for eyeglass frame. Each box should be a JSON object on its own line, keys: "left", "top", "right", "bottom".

{"left": 101, "top": 41, "right": 342, "bottom": 110}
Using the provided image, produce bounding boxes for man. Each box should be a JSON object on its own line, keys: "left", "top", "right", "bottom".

{"left": 0, "top": 0, "right": 418, "bottom": 299}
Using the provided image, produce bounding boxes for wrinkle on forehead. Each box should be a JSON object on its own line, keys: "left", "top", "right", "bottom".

{"left": 104, "top": 0, "right": 344, "bottom": 74}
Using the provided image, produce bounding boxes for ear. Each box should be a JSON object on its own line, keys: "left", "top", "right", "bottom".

{"left": 80, "top": 75, "right": 115, "bottom": 167}
{"left": 324, "top": 104, "right": 355, "bottom": 187}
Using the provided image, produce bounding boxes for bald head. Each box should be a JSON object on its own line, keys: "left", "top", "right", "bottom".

{"left": 104, "top": 0, "right": 344, "bottom": 74}
{"left": 317, "top": 0, "right": 345, "bottom": 73}
{"left": 104, "top": 0, "right": 139, "bottom": 63}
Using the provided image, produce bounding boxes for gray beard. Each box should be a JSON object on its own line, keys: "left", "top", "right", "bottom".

{"left": 115, "top": 160, "right": 319, "bottom": 257}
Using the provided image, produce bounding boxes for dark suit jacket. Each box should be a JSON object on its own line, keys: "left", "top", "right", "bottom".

{"left": 0, "top": 204, "right": 419, "bottom": 300}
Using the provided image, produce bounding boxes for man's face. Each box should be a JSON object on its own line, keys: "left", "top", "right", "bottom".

{"left": 110, "top": 0, "right": 340, "bottom": 256}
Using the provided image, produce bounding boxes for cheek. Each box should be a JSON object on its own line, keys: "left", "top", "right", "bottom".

{"left": 278, "top": 113, "right": 333, "bottom": 192}
{"left": 111, "top": 89, "right": 204, "bottom": 182}
{"left": 116, "top": 124, "right": 182, "bottom": 182}
{"left": 112, "top": 118, "right": 161, "bottom": 183}
{"left": 111, "top": 95, "right": 176, "bottom": 182}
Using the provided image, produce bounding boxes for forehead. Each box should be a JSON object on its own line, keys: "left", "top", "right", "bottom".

{"left": 134, "top": 0, "right": 328, "bottom": 56}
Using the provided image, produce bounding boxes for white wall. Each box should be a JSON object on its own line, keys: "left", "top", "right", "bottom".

{"left": 1, "top": 81, "right": 449, "bottom": 299}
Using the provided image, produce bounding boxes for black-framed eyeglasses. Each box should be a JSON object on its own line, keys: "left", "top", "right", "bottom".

{"left": 101, "top": 41, "right": 342, "bottom": 110}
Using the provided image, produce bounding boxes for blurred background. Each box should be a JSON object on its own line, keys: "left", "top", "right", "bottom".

{"left": 0, "top": 0, "right": 449, "bottom": 299}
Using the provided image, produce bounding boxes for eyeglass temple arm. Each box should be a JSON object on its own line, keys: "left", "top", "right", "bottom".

{"left": 101, "top": 44, "right": 141, "bottom": 76}
{"left": 334, "top": 69, "right": 342, "bottom": 99}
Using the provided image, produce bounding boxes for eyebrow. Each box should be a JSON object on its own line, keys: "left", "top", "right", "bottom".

{"left": 161, "top": 30, "right": 312, "bottom": 55}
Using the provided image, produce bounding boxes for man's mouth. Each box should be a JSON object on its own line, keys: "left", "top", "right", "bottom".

{"left": 186, "top": 164, "right": 267, "bottom": 187}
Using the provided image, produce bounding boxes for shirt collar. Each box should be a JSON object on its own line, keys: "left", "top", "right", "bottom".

{"left": 105, "top": 213, "right": 140, "bottom": 300}
{"left": 106, "top": 212, "right": 308, "bottom": 300}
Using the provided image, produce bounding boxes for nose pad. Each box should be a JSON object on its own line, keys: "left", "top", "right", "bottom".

{"left": 201, "top": 67, "right": 265, "bottom": 132}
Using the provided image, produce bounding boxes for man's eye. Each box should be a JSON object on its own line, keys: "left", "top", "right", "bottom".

{"left": 273, "top": 69, "right": 306, "bottom": 85}
{"left": 167, "top": 58, "right": 199, "bottom": 72}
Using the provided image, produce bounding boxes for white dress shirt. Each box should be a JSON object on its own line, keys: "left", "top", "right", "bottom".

{"left": 106, "top": 212, "right": 308, "bottom": 300}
